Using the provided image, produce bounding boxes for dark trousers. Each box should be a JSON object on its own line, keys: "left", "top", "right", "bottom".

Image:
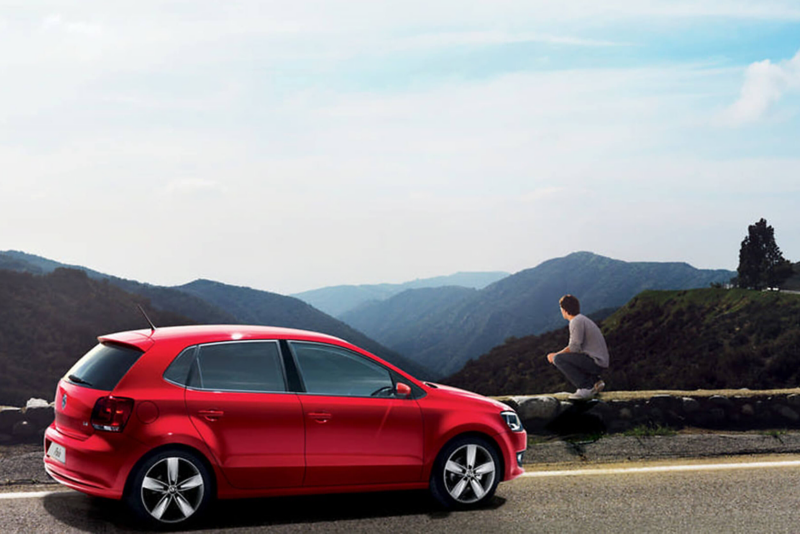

{"left": 553, "top": 352, "right": 604, "bottom": 390}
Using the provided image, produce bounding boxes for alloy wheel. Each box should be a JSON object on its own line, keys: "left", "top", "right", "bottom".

{"left": 442, "top": 443, "right": 497, "bottom": 504}
{"left": 140, "top": 456, "right": 205, "bottom": 524}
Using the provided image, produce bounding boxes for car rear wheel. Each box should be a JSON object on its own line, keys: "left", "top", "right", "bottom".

{"left": 430, "top": 436, "right": 501, "bottom": 509}
{"left": 126, "top": 449, "right": 213, "bottom": 528}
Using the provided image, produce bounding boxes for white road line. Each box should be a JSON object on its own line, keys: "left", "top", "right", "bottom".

{"left": 522, "top": 459, "right": 800, "bottom": 478}
{"left": 0, "top": 490, "right": 64, "bottom": 500}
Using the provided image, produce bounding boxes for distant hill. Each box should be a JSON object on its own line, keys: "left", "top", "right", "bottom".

{"left": 342, "top": 252, "right": 736, "bottom": 377}
{"left": 0, "top": 250, "right": 108, "bottom": 279}
{"left": 0, "top": 250, "right": 237, "bottom": 324}
{"left": 444, "top": 288, "right": 800, "bottom": 395}
{"left": 0, "top": 268, "right": 193, "bottom": 406}
{"left": 291, "top": 271, "right": 509, "bottom": 317}
{"left": 174, "top": 279, "right": 433, "bottom": 379}
{"left": 340, "top": 286, "right": 478, "bottom": 350}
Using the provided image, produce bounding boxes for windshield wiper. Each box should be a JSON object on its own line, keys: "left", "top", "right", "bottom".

{"left": 68, "top": 374, "right": 93, "bottom": 387}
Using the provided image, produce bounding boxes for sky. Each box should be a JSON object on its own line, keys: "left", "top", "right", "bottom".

{"left": 1, "top": 1, "right": 799, "bottom": 295}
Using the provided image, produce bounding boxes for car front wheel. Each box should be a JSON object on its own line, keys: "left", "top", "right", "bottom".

{"left": 126, "top": 448, "right": 213, "bottom": 528}
{"left": 430, "top": 436, "right": 501, "bottom": 509}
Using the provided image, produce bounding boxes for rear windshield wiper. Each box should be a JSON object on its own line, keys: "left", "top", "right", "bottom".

{"left": 68, "top": 374, "right": 93, "bottom": 387}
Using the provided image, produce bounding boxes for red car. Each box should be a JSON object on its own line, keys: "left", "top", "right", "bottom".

{"left": 44, "top": 325, "right": 526, "bottom": 527}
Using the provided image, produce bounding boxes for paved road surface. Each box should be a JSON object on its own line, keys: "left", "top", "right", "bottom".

{"left": 2, "top": 455, "right": 799, "bottom": 533}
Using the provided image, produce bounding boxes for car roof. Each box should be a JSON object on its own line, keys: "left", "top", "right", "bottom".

{"left": 99, "top": 324, "right": 347, "bottom": 350}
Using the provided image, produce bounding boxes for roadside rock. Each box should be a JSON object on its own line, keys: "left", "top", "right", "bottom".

{"left": 22, "top": 406, "right": 54, "bottom": 429}
{"left": 0, "top": 408, "right": 24, "bottom": 434}
{"left": 0, "top": 401, "right": 54, "bottom": 444}
{"left": 11, "top": 421, "right": 36, "bottom": 439}
{"left": 497, "top": 391, "right": 800, "bottom": 436}
{"left": 774, "top": 405, "right": 800, "bottom": 422}
{"left": 516, "top": 396, "right": 559, "bottom": 421}
{"left": 682, "top": 397, "right": 700, "bottom": 413}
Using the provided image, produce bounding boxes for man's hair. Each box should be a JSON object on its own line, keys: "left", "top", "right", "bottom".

{"left": 559, "top": 294, "right": 580, "bottom": 316}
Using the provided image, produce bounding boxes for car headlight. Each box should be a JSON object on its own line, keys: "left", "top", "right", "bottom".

{"left": 501, "top": 411, "right": 524, "bottom": 432}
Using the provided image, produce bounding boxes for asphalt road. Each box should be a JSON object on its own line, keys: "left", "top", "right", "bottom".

{"left": 2, "top": 455, "right": 799, "bottom": 533}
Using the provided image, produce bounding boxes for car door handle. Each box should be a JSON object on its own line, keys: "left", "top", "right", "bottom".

{"left": 308, "top": 412, "right": 332, "bottom": 424}
{"left": 198, "top": 410, "right": 224, "bottom": 421}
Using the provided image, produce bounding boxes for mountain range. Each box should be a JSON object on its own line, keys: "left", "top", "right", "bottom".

{"left": 340, "top": 252, "right": 735, "bottom": 376}
{"left": 0, "top": 250, "right": 430, "bottom": 385}
{"left": 0, "top": 249, "right": 738, "bottom": 397}
{"left": 291, "top": 271, "right": 509, "bottom": 317}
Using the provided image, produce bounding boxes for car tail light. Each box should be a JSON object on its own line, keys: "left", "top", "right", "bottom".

{"left": 91, "top": 396, "right": 134, "bottom": 432}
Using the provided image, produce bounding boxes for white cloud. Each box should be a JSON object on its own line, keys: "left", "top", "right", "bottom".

{"left": 41, "top": 14, "right": 104, "bottom": 35}
{"left": 390, "top": 31, "right": 626, "bottom": 52}
{"left": 161, "top": 179, "right": 228, "bottom": 196}
{"left": 517, "top": 188, "right": 570, "bottom": 203}
{"left": 724, "top": 49, "right": 800, "bottom": 124}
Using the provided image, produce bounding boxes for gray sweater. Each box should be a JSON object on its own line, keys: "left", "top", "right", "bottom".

{"left": 568, "top": 314, "right": 610, "bottom": 368}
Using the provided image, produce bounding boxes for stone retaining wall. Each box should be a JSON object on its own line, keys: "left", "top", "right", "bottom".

{"left": 500, "top": 392, "right": 800, "bottom": 436}
{"left": 0, "top": 400, "right": 54, "bottom": 444}
{"left": 4, "top": 392, "right": 800, "bottom": 444}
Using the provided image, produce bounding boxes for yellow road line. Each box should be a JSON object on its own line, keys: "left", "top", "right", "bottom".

{"left": 522, "top": 459, "right": 800, "bottom": 478}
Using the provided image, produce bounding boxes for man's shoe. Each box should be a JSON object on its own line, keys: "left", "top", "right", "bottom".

{"left": 592, "top": 380, "right": 605, "bottom": 395}
{"left": 568, "top": 388, "right": 594, "bottom": 400}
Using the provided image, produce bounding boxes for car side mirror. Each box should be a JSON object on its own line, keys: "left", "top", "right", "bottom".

{"left": 395, "top": 382, "right": 412, "bottom": 399}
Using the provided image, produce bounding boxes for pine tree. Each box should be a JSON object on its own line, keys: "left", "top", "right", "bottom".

{"left": 736, "top": 218, "right": 793, "bottom": 290}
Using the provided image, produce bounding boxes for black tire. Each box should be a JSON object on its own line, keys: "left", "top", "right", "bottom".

{"left": 125, "top": 448, "right": 214, "bottom": 529}
{"left": 430, "top": 435, "right": 501, "bottom": 509}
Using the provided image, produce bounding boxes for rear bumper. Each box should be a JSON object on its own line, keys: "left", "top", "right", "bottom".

{"left": 43, "top": 423, "right": 146, "bottom": 500}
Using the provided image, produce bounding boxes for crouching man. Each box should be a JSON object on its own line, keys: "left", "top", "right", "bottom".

{"left": 547, "top": 294, "right": 609, "bottom": 400}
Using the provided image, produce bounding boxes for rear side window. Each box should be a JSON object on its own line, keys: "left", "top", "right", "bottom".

{"left": 188, "top": 341, "right": 287, "bottom": 393}
{"left": 64, "top": 343, "right": 144, "bottom": 391}
{"left": 163, "top": 346, "right": 197, "bottom": 386}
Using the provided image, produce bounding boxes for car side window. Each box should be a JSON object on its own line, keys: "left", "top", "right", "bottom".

{"left": 189, "top": 341, "right": 287, "bottom": 393}
{"left": 290, "top": 342, "right": 394, "bottom": 397}
{"left": 163, "top": 346, "right": 197, "bottom": 386}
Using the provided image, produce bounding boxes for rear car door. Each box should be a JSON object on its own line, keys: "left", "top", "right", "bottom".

{"left": 289, "top": 341, "right": 424, "bottom": 487}
{"left": 182, "top": 341, "right": 305, "bottom": 490}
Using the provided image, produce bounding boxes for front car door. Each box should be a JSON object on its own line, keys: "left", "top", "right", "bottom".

{"left": 288, "top": 341, "right": 424, "bottom": 488}
{"left": 183, "top": 340, "right": 305, "bottom": 490}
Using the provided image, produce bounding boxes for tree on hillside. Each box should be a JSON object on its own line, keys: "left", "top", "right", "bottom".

{"left": 736, "top": 218, "right": 793, "bottom": 290}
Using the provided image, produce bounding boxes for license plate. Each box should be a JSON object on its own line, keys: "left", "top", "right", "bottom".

{"left": 47, "top": 442, "right": 66, "bottom": 464}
